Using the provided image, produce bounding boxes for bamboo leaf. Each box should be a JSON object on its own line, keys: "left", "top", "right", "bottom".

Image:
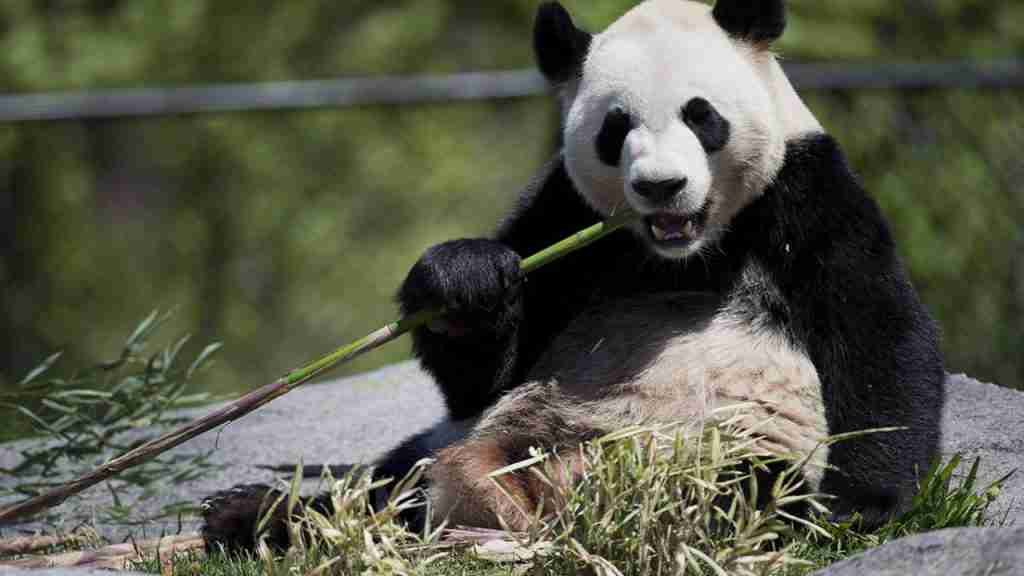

{"left": 40, "top": 399, "right": 77, "bottom": 415}
{"left": 186, "top": 343, "right": 223, "bottom": 379}
{"left": 125, "top": 309, "right": 160, "bottom": 352}
{"left": 164, "top": 335, "right": 192, "bottom": 369}
{"left": 1, "top": 402, "right": 67, "bottom": 439}
{"left": 52, "top": 390, "right": 113, "bottom": 400}
{"left": 18, "top": 352, "right": 62, "bottom": 387}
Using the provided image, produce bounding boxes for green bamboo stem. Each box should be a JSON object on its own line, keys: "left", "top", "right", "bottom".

{"left": 0, "top": 207, "right": 636, "bottom": 526}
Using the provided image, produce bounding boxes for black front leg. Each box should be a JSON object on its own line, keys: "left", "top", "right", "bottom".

{"left": 202, "top": 484, "right": 334, "bottom": 553}
{"left": 202, "top": 430, "right": 442, "bottom": 555}
{"left": 397, "top": 238, "right": 524, "bottom": 420}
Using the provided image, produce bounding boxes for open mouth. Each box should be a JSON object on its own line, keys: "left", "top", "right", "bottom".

{"left": 645, "top": 206, "right": 709, "bottom": 248}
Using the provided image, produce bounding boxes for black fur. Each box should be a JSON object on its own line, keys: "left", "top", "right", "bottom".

{"left": 683, "top": 97, "right": 731, "bottom": 154}
{"left": 201, "top": 484, "right": 332, "bottom": 553}
{"left": 712, "top": 0, "right": 787, "bottom": 44}
{"left": 748, "top": 136, "right": 945, "bottom": 525}
{"left": 596, "top": 108, "right": 632, "bottom": 167}
{"left": 397, "top": 239, "right": 523, "bottom": 419}
{"left": 534, "top": 2, "right": 592, "bottom": 84}
{"left": 632, "top": 178, "right": 687, "bottom": 204}
{"left": 204, "top": 442, "right": 429, "bottom": 553}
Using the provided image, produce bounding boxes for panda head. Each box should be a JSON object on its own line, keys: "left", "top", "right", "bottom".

{"left": 535, "top": 0, "right": 821, "bottom": 259}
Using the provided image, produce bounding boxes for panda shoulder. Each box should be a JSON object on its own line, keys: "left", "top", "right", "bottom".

{"left": 769, "top": 132, "right": 895, "bottom": 246}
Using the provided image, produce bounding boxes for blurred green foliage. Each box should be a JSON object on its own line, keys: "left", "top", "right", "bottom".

{"left": 0, "top": 0, "right": 1021, "bottom": 419}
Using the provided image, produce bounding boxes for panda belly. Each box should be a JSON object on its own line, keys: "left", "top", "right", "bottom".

{"left": 428, "top": 292, "right": 829, "bottom": 529}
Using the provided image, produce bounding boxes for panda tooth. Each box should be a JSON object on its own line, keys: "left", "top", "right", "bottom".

{"left": 683, "top": 220, "right": 696, "bottom": 237}
{"left": 651, "top": 223, "right": 667, "bottom": 241}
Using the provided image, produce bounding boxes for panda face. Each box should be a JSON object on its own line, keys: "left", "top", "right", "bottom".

{"left": 537, "top": 0, "right": 820, "bottom": 261}
{"left": 562, "top": 2, "right": 787, "bottom": 260}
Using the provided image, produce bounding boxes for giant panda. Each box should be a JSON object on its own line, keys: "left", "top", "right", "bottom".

{"left": 202, "top": 0, "right": 945, "bottom": 550}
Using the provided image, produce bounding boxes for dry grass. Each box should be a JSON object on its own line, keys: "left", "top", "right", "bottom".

{"left": 500, "top": 416, "right": 827, "bottom": 576}
{"left": 136, "top": 418, "right": 1009, "bottom": 576}
{"left": 242, "top": 414, "right": 828, "bottom": 575}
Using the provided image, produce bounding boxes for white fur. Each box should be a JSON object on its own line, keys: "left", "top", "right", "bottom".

{"left": 561, "top": 0, "right": 821, "bottom": 259}
{"left": 437, "top": 289, "right": 830, "bottom": 524}
{"left": 594, "top": 312, "right": 829, "bottom": 490}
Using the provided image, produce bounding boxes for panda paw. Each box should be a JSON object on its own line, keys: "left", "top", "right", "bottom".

{"left": 398, "top": 239, "right": 523, "bottom": 337}
{"left": 201, "top": 484, "right": 290, "bottom": 554}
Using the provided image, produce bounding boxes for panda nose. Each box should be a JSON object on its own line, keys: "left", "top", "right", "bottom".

{"left": 632, "top": 178, "right": 687, "bottom": 203}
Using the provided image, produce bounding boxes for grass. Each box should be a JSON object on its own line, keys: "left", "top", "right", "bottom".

{"left": 135, "top": 418, "right": 1011, "bottom": 576}
{"left": 781, "top": 454, "right": 1014, "bottom": 574}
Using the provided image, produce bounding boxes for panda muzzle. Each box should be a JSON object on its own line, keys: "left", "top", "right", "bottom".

{"left": 648, "top": 209, "right": 707, "bottom": 243}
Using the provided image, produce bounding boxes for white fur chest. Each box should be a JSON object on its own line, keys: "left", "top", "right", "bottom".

{"left": 624, "top": 312, "right": 829, "bottom": 488}
{"left": 514, "top": 292, "right": 830, "bottom": 489}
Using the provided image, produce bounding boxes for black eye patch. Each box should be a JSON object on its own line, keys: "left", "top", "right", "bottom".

{"left": 596, "top": 107, "right": 632, "bottom": 167}
{"left": 681, "top": 97, "right": 731, "bottom": 154}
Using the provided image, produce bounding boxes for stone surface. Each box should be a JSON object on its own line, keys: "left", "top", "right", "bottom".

{"left": 810, "top": 526, "right": 1024, "bottom": 576}
{"left": 942, "top": 374, "right": 1023, "bottom": 525}
{"left": 1, "top": 366, "right": 1021, "bottom": 545}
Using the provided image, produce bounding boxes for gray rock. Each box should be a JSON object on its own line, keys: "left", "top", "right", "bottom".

{"left": 942, "top": 374, "right": 1023, "bottom": 524}
{"left": 810, "top": 526, "right": 1024, "bottom": 576}
{"left": 1, "top": 366, "right": 1021, "bottom": 542}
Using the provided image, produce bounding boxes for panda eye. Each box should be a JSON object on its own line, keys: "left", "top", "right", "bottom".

{"left": 681, "top": 97, "right": 731, "bottom": 154}
{"left": 682, "top": 97, "right": 714, "bottom": 125}
{"left": 596, "top": 107, "right": 632, "bottom": 167}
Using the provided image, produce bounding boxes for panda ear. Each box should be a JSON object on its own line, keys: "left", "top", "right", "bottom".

{"left": 712, "top": 0, "right": 787, "bottom": 45}
{"left": 534, "top": 2, "right": 592, "bottom": 85}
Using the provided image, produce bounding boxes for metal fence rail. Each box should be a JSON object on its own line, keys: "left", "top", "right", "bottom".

{"left": 0, "top": 59, "right": 1021, "bottom": 123}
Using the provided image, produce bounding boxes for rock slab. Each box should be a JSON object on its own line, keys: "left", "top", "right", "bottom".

{"left": 942, "top": 374, "right": 1023, "bottom": 525}
{"left": 811, "top": 526, "right": 1024, "bottom": 576}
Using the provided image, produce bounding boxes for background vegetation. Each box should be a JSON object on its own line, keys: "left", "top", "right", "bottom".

{"left": 1, "top": 0, "right": 1021, "bottom": 425}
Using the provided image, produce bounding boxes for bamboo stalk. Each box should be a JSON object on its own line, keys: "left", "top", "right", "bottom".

{"left": 0, "top": 531, "right": 89, "bottom": 556}
{"left": 0, "top": 533, "right": 205, "bottom": 570}
{"left": 441, "top": 527, "right": 521, "bottom": 545}
{"left": 0, "top": 207, "right": 636, "bottom": 526}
